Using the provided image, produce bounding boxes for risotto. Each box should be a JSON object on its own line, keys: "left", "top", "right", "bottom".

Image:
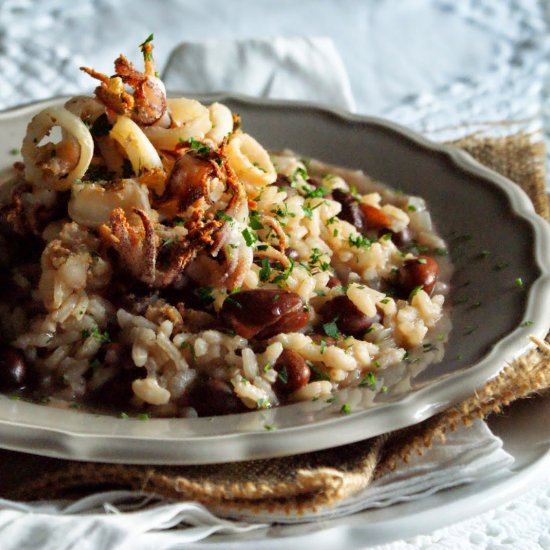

{"left": 0, "top": 37, "right": 451, "bottom": 418}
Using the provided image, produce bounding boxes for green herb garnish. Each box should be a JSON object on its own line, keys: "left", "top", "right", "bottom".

{"left": 259, "top": 258, "right": 271, "bottom": 282}
{"left": 340, "top": 403, "right": 351, "bottom": 415}
{"left": 322, "top": 320, "right": 340, "bottom": 338}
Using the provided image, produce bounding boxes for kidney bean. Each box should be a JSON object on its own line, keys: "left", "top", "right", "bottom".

{"left": 186, "top": 378, "right": 247, "bottom": 416}
{"left": 359, "top": 203, "right": 390, "bottom": 230}
{"left": 319, "top": 295, "right": 381, "bottom": 337}
{"left": 0, "top": 347, "right": 27, "bottom": 392}
{"left": 379, "top": 226, "right": 412, "bottom": 247}
{"left": 332, "top": 189, "right": 364, "bottom": 232}
{"left": 256, "top": 309, "right": 310, "bottom": 340}
{"left": 398, "top": 255, "right": 439, "bottom": 297}
{"left": 326, "top": 274, "right": 341, "bottom": 288}
{"left": 93, "top": 367, "right": 140, "bottom": 410}
{"left": 274, "top": 349, "right": 310, "bottom": 394}
{"left": 221, "top": 289, "right": 308, "bottom": 339}
{"left": 309, "top": 334, "right": 337, "bottom": 346}
{"left": 274, "top": 173, "right": 291, "bottom": 187}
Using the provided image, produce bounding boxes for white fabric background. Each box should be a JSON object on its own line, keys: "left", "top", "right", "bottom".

{"left": 0, "top": 0, "right": 550, "bottom": 548}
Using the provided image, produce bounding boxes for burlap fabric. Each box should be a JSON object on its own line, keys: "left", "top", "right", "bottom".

{"left": 2, "top": 132, "right": 549, "bottom": 516}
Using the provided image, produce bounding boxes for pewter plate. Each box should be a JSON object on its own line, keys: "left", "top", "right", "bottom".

{"left": 0, "top": 95, "right": 549, "bottom": 465}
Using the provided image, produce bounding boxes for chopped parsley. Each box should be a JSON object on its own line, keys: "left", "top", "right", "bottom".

{"left": 326, "top": 396, "right": 336, "bottom": 403}
{"left": 82, "top": 327, "right": 111, "bottom": 344}
{"left": 521, "top": 320, "right": 534, "bottom": 327}
{"left": 359, "top": 372, "right": 377, "bottom": 388}
{"left": 259, "top": 258, "right": 271, "bottom": 282}
{"left": 140, "top": 33, "right": 154, "bottom": 49}
{"left": 272, "top": 259, "right": 295, "bottom": 287}
{"left": 188, "top": 137, "right": 212, "bottom": 158}
{"left": 257, "top": 398, "right": 271, "bottom": 409}
{"left": 348, "top": 233, "right": 371, "bottom": 249}
{"left": 515, "top": 277, "right": 524, "bottom": 289}
{"left": 216, "top": 210, "right": 233, "bottom": 222}
{"left": 310, "top": 364, "right": 330, "bottom": 382}
{"left": 137, "top": 412, "right": 151, "bottom": 421}
{"left": 301, "top": 200, "right": 325, "bottom": 220}
{"left": 249, "top": 213, "right": 264, "bottom": 230}
{"left": 277, "top": 366, "right": 288, "bottom": 384}
{"left": 9, "top": 148, "right": 20, "bottom": 156}
{"left": 307, "top": 248, "right": 330, "bottom": 272}
{"left": 407, "top": 204, "right": 417, "bottom": 212}
{"left": 303, "top": 185, "right": 330, "bottom": 199}
{"left": 242, "top": 227, "right": 258, "bottom": 247}
{"left": 139, "top": 34, "right": 154, "bottom": 61}
{"left": 264, "top": 424, "right": 277, "bottom": 431}
{"left": 408, "top": 285, "right": 423, "bottom": 300}
{"left": 120, "top": 412, "right": 129, "bottom": 420}
{"left": 340, "top": 403, "right": 352, "bottom": 415}
{"left": 322, "top": 320, "right": 340, "bottom": 338}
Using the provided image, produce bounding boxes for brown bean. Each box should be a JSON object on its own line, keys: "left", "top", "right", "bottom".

{"left": 398, "top": 255, "right": 439, "bottom": 296}
{"left": 256, "top": 309, "right": 310, "bottom": 340}
{"left": 359, "top": 203, "right": 390, "bottom": 230}
{"left": 309, "top": 334, "right": 338, "bottom": 346}
{"left": 274, "top": 349, "right": 310, "bottom": 394}
{"left": 186, "top": 378, "right": 247, "bottom": 416}
{"left": 0, "top": 347, "right": 27, "bottom": 391}
{"left": 379, "top": 227, "right": 412, "bottom": 247}
{"left": 274, "top": 173, "right": 291, "bottom": 187}
{"left": 221, "top": 289, "right": 308, "bottom": 339}
{"left": 326, "top": 275, "right": 341, "bottom": 288}
{"left": 319, "top": 295, "right": 381, "bottom": 337}
{"left": 93, "top": 367, "right": 140, "bottom": 410}
{"left": 332, "top": 189, "right": 364, "bottom": 231}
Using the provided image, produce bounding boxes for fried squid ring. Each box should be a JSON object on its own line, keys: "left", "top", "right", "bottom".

{"left": 143, "top": 98, "right": 212, "bottom": 150}
{"left": 205, "top": 102, "right": 234, "bottom": 145}
{"left": 21, "top": 106, "right": 94, "bottom": 190}
{"left": 64, "top": 96, "right": 105, "bottom": 125}
{"left": 68, "top": 179, "right": 154, "bottom": 228}
{"left": 226, "top": 132, "right": 276, "bottom": 187}
{"left": 109, "top": 115, "right": 164, "bottom": 175}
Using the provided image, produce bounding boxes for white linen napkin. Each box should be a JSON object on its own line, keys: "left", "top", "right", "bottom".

{"left": 0, "top": 421, "right": 512, "bottom": 549}
{"left": 162, "top": 37, "right": 356, "bottom": 111}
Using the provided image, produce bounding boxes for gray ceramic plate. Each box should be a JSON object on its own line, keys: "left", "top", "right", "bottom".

{"left": 0, "top": 95, "right": 549, "bottom": 465}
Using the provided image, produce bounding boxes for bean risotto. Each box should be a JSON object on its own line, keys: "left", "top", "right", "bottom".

{"left": 0, "top": 37, "right": 451, "bottom": 418}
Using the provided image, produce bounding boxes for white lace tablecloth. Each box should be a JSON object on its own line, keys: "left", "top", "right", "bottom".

{"left": 1, "top": 0, "right": 550, "bottom": 548}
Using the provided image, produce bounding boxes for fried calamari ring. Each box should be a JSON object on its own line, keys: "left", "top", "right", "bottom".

{"left": 21, "top": 107, "right": 94, "bottom": 190}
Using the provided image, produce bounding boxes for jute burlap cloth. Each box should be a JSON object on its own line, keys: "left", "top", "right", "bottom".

{"left": 2, "top": 132, "right": 550, "bottom": 516}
